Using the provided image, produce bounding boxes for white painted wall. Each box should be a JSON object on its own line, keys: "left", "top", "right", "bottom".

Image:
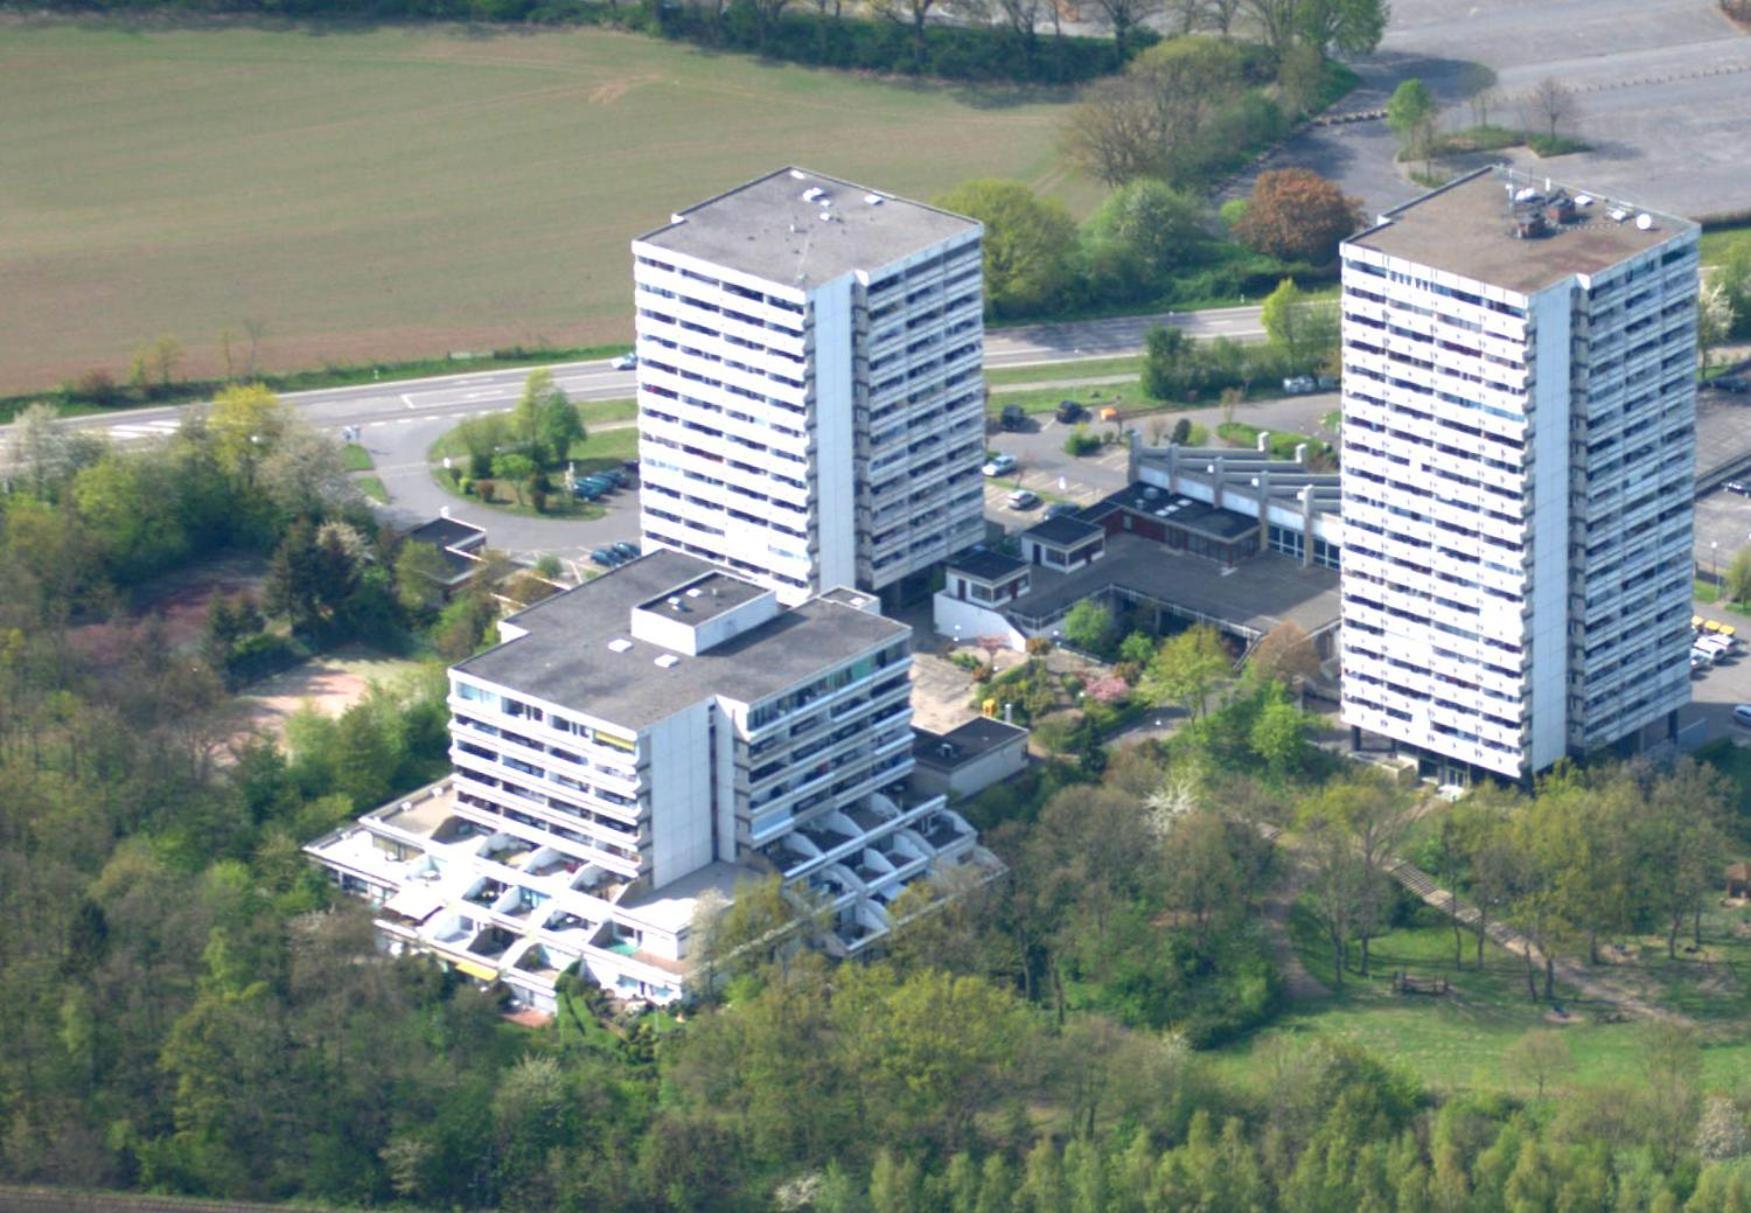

{"left": 1527, "top": 283, "right": 1574, "bottom": 771}
{"left": 812, "top": 276, "right": 858, "bottom": 595}
{"left": 644, "top": 702, "right": 715, "bottom": 887}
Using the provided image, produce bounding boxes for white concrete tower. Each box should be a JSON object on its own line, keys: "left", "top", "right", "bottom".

{"left": 631, "top": 168, "right": 987, "bottom": 606}
{"left": 1338, "top": 167, "right": 1697, "bottom": 780}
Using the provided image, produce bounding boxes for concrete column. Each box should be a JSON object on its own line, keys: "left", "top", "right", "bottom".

{"left": 1256, "top": 431, "right": 1271, "bottom": 453}
{"left": 1126, "top": 428, "right": 1140, "bottom": 485}
{"left": 1299, "top": 485, "right": 1315, "bottom": 568}
{"left": 1165, "top": 443, "right": 1179, "bottom": 494}
{"left": 1212, "top": 457, "right": 1226, "bottom": 511}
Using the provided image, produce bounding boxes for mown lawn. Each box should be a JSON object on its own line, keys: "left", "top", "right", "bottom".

{"left": 429, "top": 421, "right": 637, "bottom": 519}
{"left": 1209, "top": 897, "right": 1751, "bottom": 1097}
{"left": 0, "top": 20, "right": 1092, "bottom": 394}
{"left": 1701, "top": 223, "right": 1751, "bottom": 268}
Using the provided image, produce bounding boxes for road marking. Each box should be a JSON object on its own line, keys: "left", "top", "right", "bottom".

{"left": 400, "top": 393, "right": 417, "bottom": 409}
{"left": 422, "top": 415, "right": 440, "bottom": 422}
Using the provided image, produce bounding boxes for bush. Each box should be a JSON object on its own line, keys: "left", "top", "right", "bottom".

{"left": 224, "top": 632, "right": 302, "bottom": 686}
{"left": 1063, "top": 426, "right": 1102, "bottom": 456}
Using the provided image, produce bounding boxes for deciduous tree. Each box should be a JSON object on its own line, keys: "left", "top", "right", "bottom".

{"left": 1386, "top": 77, "right": 1438, "bottom": 161}
{"left": 1523, "top": 76, "right": 1577, "bottom": 140}
{"left": 935, "top": 180, "right": 1079, "bottom": 317}
{"left": 1139, "top": 624, "right": 1231, "bottom": 718}
{"left": 1504, "top": 1029, "right": 1574, "bottom": 1100}
{"left": 1259, "top": 278, "right": 1340, "bottom": 373}
{"left": 1233, "top": 169, "right": 1364, "bottom": 264}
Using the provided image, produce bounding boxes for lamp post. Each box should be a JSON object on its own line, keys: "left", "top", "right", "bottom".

{"left": 1713, "top": 540, "right": 1720, "bottom": 586}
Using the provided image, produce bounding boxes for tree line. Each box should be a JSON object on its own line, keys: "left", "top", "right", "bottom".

{"left": 4, "top": 373, "right": 1749, "bottom": 1208}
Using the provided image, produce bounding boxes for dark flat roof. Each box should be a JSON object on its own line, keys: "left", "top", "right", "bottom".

{"left": 408, "top": 516, "right": 485, "bottom": 551}
{"left": 1024, "top": 516, "right": 1103, "bottom": 548}
{"left": 913, "top": 718, "right": 1029, "bottom": 770}
{"left": 636, "top": 167, "right": 977, "bottom": 289}
{"left": 1349, "top": 167, "right": 1693, "bottom": 295}
{"left": 1008, "top": 534, "right": 1340, "bottom": 640}
{"left": 1088, "top": 484, "right": 1258, "bottom": 541}
{"left": 949, "top": 549, "right": 1028, "bottom": 584}
{"left": 455, "top": 550, "right": 908, "bottom": 729}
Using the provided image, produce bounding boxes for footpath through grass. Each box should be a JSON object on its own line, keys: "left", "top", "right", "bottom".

{"left": 1210, "top": 896, "right": 1751, "bottom": 1097}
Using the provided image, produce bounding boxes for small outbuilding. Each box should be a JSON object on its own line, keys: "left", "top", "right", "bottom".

{"left": 910, "top": 718, "right": 1029, "bottom": 801}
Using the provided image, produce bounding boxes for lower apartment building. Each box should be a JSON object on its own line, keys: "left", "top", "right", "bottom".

{"left": 307, "top": 551, "right": 998, "bottom": 1008}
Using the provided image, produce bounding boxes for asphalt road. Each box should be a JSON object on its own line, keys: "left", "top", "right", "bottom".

{"left": 8, "top": 305, "right": 1267, "bottom": 562}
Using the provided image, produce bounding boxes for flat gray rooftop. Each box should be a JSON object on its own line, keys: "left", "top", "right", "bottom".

{"left": 635, "top": 570, "right": 767, "bottom": 626}
{"left": 636, "top": 166, "right": 977, "bottom": 289}
{"left": 1349, "top": 168, "right": 1693, "bottom": 295}
{"left": 1007, "top": 534, "right": 1341, "bottom": 641}
{"left": 456, "top": 550, "right": 908, "bottom": 729}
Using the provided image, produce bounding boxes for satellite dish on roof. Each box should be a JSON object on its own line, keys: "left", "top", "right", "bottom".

{"left": 1635, "top": 213, "right": 1653, "bottom": 231}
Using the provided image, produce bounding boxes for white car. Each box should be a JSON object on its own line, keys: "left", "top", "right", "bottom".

{"left": 1007, "top": 488, "right": 1040, "bottom": 510}
{"left": 611, "top": 353, "right": 637, "bottom": 371}
{"left": 1733, "top": 704, "right": 1751, "bottom": 728}
{"left": 983, "top": 453, "right": 1017, "bottom": 477}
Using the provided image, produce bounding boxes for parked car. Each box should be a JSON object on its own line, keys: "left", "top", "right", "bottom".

{"left": 999, "top": 404, "right": 1027, "bottom": 431}
{"left": 579, "top": 474, "right": 617, "bottom": 494}
{"left": 1698, "top": 634, "right": 1735, "bottom": 660}
{"left": 598, "top": 468, "right": 631, "bottom": 488}
{"left": 611, "top": 541, "right": 641, "bottom": 562}
{"left": 983, "top": 453, "right": 1017, "bottom": 477}
{"left": 611, "top": 353, "right": 637, "bottom": 371}
{"left": 1044, "top": 501, "right": 1079, "bottom": 519}
{"left": 1007, "top": 488, "right": 1040, "bottom": 510}
{"left": 1692, "top": 645, "right": 1718, "bottom": 667}
{"left": 1727, "top": 481, "right": 1748, "bottom": 496}
{"left": 1733, "top": 704, "right": 1751, "bottom": 728}
{"left": 1315, "top": 375, "right": 1340, "bottom": 391}
{"left": 1715, "top": 374, "right": 1748, "bottom": 394}
{"left": 572, "top": 481, "right": 605, "bottom": 501}
{"left": 591, "top": 547, "right": 621, "bottom": 568}
{"left": 1055, "top": 399, "right": 1086, "bottom": 424}
{"left": 1282, "top": 375, "right": 1317, "bottom": 395}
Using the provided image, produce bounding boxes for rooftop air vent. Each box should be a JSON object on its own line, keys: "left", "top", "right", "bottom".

{"left": 686, "top": 588, "right": 703, "bottom": 598}
{"left": 801, "top": 187, "right": 825, "bottom": 203}
{"left": 608, "top": 638, "right": 633, "bottom": 653}
{"left": 1609, "top": 208, "right": 1629, "bottom": 223}
{"left": 789, "top": 168, "right": 807, "bottom": 180}
{"left": 667, "top": 596, "right": 683, "bottom": 611}
{"left": 1635, "top": 213, "right": 1654, "bottom": 231}
{"left": 654, "top": 654, "right": 680, "bottom": 669}
{"left": 864, "top": 193, "right": 884, "bottom": 205}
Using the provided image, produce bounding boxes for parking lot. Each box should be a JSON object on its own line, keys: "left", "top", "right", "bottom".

{"left": 981, "top": 392, "right": 1342, "bottom": 531}
{"left": 1241, "top": 0, "right": 1751, "bottom": 219}
{"left": 1685, "top": 603, "right": 1751, "bottom": 747}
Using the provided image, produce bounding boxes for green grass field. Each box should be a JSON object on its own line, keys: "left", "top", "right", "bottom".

{"left": 1208, "top": 899, "right": 1751, "bottom": 1098}
{"left": 1702, "top": 222, "right": 1751, "bottom": 267}
{"left": 0, "top": 19, "right": 1093, "bottom": 395}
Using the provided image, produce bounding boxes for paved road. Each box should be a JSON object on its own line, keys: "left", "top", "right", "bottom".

{"left": 7, "top": 306, "right": 1266, "bottom": 560}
